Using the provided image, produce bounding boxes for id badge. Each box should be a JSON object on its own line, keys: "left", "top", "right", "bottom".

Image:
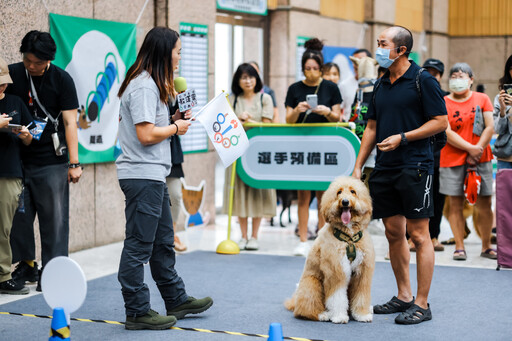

{"left": 29, "top": 119, "right": 47, "bottom": 140}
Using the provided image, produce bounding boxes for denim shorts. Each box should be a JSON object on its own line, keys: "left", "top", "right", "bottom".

{"left": 497, "top": 160, "right": 512, "bottom": 170}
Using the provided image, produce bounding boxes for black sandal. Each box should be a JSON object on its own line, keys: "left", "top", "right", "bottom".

{"left": 373, "top": 296, "right": 414, "bottom": 314}
{"left": 395, "top": 304, "right": 432, "bottom": 324}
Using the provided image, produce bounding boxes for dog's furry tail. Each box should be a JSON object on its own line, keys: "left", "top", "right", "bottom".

{"left": 284, "top": 296, "right": 295, "bottom": 311}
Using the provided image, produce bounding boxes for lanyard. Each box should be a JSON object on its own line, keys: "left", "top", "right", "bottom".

{"left": 300, "top": 79, "right": 322, "bottom": 123}
{"left": 26, "top": 69, "right": 60, "bottom": 132}
{"left": 313, "top": 79, "right": 322, "bottom": 95}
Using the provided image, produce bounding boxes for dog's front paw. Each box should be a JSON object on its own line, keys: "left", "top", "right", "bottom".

{"left": 330, "top": 313, "right": 349, "bottom": 324}
{"left": 318, "top": 311, "right": 330, "bottom": 322}
{"left": 352, "top": 312, "right": 373, "bottom": 323}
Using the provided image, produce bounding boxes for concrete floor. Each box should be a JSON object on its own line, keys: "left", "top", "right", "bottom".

{"left": 0, "top": 158, "right": 501, "bottom": 305}
{"left": 0, "top": 200, "right": 500, "bottom": 307}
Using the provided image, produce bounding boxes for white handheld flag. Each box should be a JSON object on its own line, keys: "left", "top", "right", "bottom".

{"left": 193, "top": 92, "right": 249, "bottom": 167}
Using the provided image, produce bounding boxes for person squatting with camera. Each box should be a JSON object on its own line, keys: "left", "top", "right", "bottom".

{"left": 6, "top": 30, "right": 82, "bottom": 292}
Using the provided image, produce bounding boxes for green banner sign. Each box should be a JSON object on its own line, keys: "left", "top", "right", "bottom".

{"left": 50, "top": 13, "right": 137, "bottom": 164}
{"left": 297, "top": 36, "right": 312, "bottom": 47}
{"left": 409, "top": 51, "right": 420, "bottom": 65}
{"left": 179, "top": 22, "right": 208, "bottom": 35}
{"left": 237, "top": 124, "right": 361, "bottom": 191}
{"left": 217, "top": 0, "right": 267, "bottom": 15}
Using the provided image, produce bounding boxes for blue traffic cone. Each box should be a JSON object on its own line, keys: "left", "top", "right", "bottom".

{"left": 49, "top": 307, "right": 70, "bottom": 340}
{"left": 267, "top": 322, "right": 283, "bottom": 341}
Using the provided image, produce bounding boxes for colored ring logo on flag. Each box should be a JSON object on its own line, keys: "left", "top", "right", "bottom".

{"left": 213, "top": 112, "right": 240, "bottom": 148}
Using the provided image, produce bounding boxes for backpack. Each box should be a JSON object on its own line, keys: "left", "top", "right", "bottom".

{"left": 372, "top": 67, "right": 447, "bottom": 153}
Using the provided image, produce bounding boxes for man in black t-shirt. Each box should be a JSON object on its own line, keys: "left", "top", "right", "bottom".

{"left": 0, "top": 57, "right": 33, "bottom": 295}
{"left": 423, "top": 58, "right": 450, "bottom": 97}
{"left": 6, "top": 31, "right": 82, "bottom": 291}
{"left": 420, "top": 58, "right": 449, "bottom": 252}
{"left": 353, "top": 26, "right": 448, "bottom": 324}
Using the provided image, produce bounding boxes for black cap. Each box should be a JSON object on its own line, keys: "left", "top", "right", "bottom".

{"left": 422, "top": 58, "right": 445, "bottom": 76}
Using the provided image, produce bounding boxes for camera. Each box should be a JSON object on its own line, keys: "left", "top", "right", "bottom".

{"left": 52, "top": 132, "right": 67, "bottom": 156}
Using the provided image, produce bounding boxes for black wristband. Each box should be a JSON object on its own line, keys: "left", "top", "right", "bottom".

{"left": 69, "top": 162, "right": 81, "bottom": 168}
{"left": 400, "top": 132, "right": 408, "bottom": 146}
{"left": 173, "top": 122, "right": 179, "bottom": 134}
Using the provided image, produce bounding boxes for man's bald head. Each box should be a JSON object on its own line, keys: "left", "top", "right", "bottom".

{"left": 385, "top": 26, "right": 413, "bottom": 57}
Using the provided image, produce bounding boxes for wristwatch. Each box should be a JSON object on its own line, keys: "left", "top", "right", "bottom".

{"left": 69, "top": 162, "right": 81, "bottom": 168}
{"left": 400, "top": 132, "right": 408, "bottom": 146}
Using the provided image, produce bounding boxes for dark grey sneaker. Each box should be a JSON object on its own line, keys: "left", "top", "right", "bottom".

{"left": 167, "top": 297, "right": 213, "bottom": 319}
{"left": 125, "top": 309, "right": 176, "bottom": 330}
{"left": 0, "top": 279, "right": 30, "bottom": 295}
{"left": 12, "top": 261, "right": 39, "bottom": 284}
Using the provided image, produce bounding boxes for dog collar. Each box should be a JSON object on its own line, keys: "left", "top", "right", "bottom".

{"left": 333, "top": 229, "right": 363, "bottom": 262}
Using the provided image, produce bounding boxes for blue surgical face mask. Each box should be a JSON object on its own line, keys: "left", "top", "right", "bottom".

{"left": 375, "top": 47, "right": 399, "bottom": 68}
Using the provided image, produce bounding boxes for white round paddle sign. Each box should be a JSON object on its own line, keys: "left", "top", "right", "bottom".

{"left": 42, "top": 256, "right": 87, "bottom": 320}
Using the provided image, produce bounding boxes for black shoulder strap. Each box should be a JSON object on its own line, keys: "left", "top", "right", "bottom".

{"left": 416, "top": 67, "right": 446, "bottom": 150}
{"left": 233, "top": 95, "right": 238, "bottom": 110}
{"left": 260, "top": 92, "right": 264, "bottom": 107}
{"left": 371, "top": 78, "right": 382, "bottom": 110}
{"left": 416, "top": 67, "right": 426, "bottom": 116}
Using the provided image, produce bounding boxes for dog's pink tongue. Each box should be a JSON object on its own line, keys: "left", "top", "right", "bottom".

{"left": 341, "top": 208, "right": 351, "bottom": 225}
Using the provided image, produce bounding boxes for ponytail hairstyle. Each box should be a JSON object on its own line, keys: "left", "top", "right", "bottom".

{"left": 118, "top": 27, "right": 180, "bottom": 102}
{"left": 301, "top": 38, "right": 324, "bottom": 73}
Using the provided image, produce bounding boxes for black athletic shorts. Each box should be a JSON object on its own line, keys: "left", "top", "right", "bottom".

{"left": 368, "top": 168, "right": 434, "bottom": 219}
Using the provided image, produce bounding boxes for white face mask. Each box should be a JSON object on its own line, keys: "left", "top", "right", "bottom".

{"left": 449, "top": 78, "right": 470, "bottom": 92}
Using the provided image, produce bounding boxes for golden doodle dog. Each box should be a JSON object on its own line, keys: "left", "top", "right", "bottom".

{"left": 284, "top": 176, "right": 375, "bottom": 323}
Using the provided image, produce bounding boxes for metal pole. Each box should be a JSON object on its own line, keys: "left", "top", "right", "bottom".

{"left": 227, "top": 159, "right": 237, "bottom": 240}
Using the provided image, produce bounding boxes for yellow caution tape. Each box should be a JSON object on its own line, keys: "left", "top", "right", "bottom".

{"left": 50, "top": 326, "right": 70, "bottom": 338}
{"left": 1, "top": 311, "right": 331, "bottom": 341}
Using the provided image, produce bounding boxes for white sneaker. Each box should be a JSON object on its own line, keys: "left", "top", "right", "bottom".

{"left": 293, "top": 241, "right": 310, "bottom": 257}
{"left": 367, "top": 219, "right": 385, "bottom": 235}
{"left": 245, "top": 238, "right": 259, "bottom": 251}
{"left": 238, "top": 238, "right": 247, "bottom": 250}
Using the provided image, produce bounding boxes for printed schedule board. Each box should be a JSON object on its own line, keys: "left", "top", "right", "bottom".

{"left": 179, "top": 22, "right": 209, "bottom": 153}
{"left": 237, "top": 124, "right": 361, "bottom": 191}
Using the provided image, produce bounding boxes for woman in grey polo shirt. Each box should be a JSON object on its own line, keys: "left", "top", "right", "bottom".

{"left": 116, "top": 27, "right": 212, "bottom": 331}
